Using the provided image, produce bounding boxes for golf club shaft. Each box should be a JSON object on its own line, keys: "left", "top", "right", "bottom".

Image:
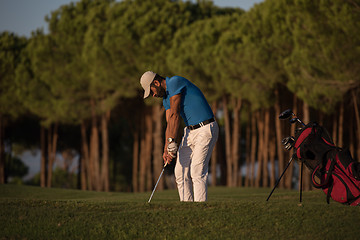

{"left": 297, "top": 118, "right": 306, "bottom": 127}
{"left": 148, "top": 163, "right": 167, "bottom": 203}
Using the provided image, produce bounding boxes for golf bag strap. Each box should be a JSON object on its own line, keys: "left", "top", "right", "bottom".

{"left": 311, "top": 165, "right": 323, "bottom": 188}
{"left": 349, "top": 194, "right": 360, "bottom": 206}
{"left": 311, "top": 153, "right": 336, "bottom": 188}
{"left": 326, "top": 155, "right": 337, "bottom": 204}
{"left": 327, "top": 183, "right": 333, "bottom": 204}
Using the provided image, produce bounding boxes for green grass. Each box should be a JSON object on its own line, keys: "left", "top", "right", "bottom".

{"left": 1, "top": 185, "right": 359, "bottom": 240}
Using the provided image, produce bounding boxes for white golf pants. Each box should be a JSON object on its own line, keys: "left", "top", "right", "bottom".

{"left": 174, "top": 121, "right": 219, "bottom": 202}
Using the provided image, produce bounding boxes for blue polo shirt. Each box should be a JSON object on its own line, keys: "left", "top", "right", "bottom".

{"left": 163, "top": 76, "right": 214, "bottom": 126}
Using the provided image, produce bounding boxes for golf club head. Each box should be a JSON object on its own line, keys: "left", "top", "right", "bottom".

{"left": 289, "top": 118, "right": 298, "bottom": 124}
{"left": 282, "top": 136, "right": 295, "bottom": 150}
{"left": 279, "top": 109, "right": 294, "bottom": 120}
{"left": 295, "top": 127, "right": 303, "bottom": 135}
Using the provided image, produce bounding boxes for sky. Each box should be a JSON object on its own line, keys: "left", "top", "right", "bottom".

{"left": 0, "top": 0, "right": 264, "bottom": 38}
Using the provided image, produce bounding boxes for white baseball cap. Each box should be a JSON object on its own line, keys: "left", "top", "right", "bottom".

{"left": 140, "top": 71, "right": 156, "bottom": 98}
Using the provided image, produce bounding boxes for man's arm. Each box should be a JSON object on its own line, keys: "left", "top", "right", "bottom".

{"left": 163, "top": 93, "right": 181, "bottom": 163}
{"left": 167, "top": 93, "right": 181, "bottom": 140}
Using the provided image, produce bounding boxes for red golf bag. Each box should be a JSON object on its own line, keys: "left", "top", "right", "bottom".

{"left": 294, "top": 122, "right": 360, "bottom": 206}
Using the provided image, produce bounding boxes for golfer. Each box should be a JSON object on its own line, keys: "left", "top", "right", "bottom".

{"left": 140, "top": 71, "right": 219, "bottom": 202}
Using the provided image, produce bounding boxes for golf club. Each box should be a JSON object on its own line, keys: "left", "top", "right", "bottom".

{"left": 289, "top": 118, "right": 298, "bottom": 124}
{"left": 282, "top": 136, "right": 295, "bottom": 150}
{"left": 278, "top": 109, "right": 294, "bottom": 120}
{"left": 293, "top": 117, "right": 306, "bottom": 127}
{"left": 148, "top": 162, "right": 168, "bottom": 203}
{"left": 279, "top": 109, "right": 306, "bottom": 127}
{"left": 267, "top": 109, "right": 306, "bottom": 202}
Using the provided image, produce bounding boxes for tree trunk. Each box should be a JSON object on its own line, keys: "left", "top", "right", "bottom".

{"left": 139, "top": 107, "right": 154, "bottom": 192}
{"left": 40, "top": 126, "right": 47, "bottom": 187}
{"left": 250, "top": 112, "right": 257, "bottom": 187}
{"left": 245, "top": 112, "right": 251, "bottom": 187}
{"left": 145, "top": 108, "right": 153, "bottom": 191}
{"left": 232, "top": 98, "right": 241, "bottom": 186}
{"left": 47, "top": 123, "right": 58, "bottom": 188}
{"left": 262, "top": 109, "right": 270, "bottom": 187}
{"left": 338, "top": 103, "right": 344, "bottom": 148}
{"left": 217, "top": 130, "right": 227, "bottom": 186}
{"left": 274, "top": 89, "right": 285, "bottom": 188}
{"left": 80, "top": 126, "right": 87, "bottom": 191}
{"left": 255, "top": 111, "right": 263, "bottom": 188}
{"left": 100, "top": 111, "right": 110, "bottom": 192}
{"left": 269, "top": 130, "right": 276, "bottom": 188}
{"left": 351, "top": 90, "right": 360, "bottom": 159}
{"left": 349, "top": 117, "right": 355, "bottom": 159}
{"left": 90, "top": 100, "right": 101, "bottom": 191}
{"left": 132, "top": 128, "right": 139, "bottom": 192}
{"left": 0, "top": 113, "right": 4, "bottom": 184}
{"left": 332, "top": 112, "right": 338, "bottom": 146}
{"left": 46, "top": 124, "right": 53, "bottom": 188}
{"left": 211, "top": 101, "right": 218, "bottom": 187}
{"left": 81, "top": 121, "right": 91, "bottom": 190}
{"left": 302, "top": 102, "right": 311, "bottom": 191}
{"left": 152, "top": 104, "right": 164, "bottom": 190}
{"left": 223, "top": 96, "right": 233, "bottom": 186}
{"left": 139, "top": 112, "right": 146, "bottom": 192}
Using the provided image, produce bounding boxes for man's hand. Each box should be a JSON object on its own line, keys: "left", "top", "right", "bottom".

{"left": 167, "top": 142, "right": 178, "bottom": 156}
{"left": 163, "top": 151, "right": 174, "bottom": 165}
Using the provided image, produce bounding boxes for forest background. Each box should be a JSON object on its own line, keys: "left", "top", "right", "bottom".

{"left": 0, "top": 0, "right": 359, "bottom": 193}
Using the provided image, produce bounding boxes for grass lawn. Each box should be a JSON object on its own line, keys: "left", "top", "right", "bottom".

{"left": 1, "top": 184, "right": 359, "bottom": 239}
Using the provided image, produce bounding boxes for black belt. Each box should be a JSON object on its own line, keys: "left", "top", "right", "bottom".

{"left": 187, "top": 118, "right": 215, "bottom": 130}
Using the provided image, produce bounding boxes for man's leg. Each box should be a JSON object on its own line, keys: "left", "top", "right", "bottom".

{"left": 190, "top": 122, "right": 219, "bottom": 202}
{"left": 174, "top": 128, "right": 193, "bottom": 201}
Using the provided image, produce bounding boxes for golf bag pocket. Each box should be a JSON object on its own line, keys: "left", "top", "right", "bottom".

{"left": 312, "top": 150, "right": 360, "bottom": 206}
{"left": 294, "top": 122, "right": 335, "bottom": 172}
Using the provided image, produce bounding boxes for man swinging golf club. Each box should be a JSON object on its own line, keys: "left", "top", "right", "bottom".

{"left": 140, "top": 71, "right": 219, "bottom": 202}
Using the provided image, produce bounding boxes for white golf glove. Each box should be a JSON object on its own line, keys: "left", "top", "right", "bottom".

{"left": 167, "top": 142, "right": 178, "bottom": 157}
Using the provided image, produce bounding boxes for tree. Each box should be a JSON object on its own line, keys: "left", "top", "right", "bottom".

{"left": 5, "top": 155, "right": 29, "bottom": 183}
{"left": 284, "top": 0, "right": 360, "bottom": 113}
{"left": 0, "top": 32, "right": 27, "bottom": 184}
{"left": 15, "top": 0, "right": 95, "bottom": 187}
{"left": 15, "top": 32, "right": 63, "bottom": 187}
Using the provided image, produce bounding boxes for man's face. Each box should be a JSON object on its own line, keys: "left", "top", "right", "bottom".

{"left": 150, "top": 81, "right": 166, "bottom": 98}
